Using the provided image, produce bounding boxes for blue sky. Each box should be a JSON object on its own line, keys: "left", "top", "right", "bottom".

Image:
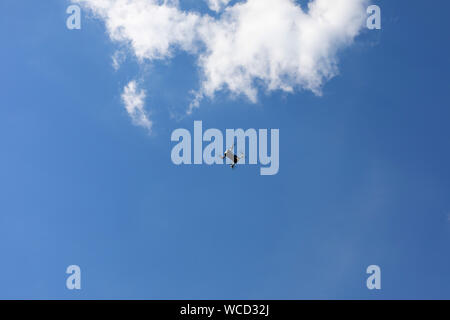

{"left": 0, "top": 0, "right": 449, "bottom": 299}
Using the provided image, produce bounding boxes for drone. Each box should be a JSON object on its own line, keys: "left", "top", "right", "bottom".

{"left": 221, "top": 144, "right": 244, "bottom": 169}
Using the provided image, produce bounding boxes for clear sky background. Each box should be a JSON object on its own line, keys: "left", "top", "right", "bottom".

{"left": 0, "top": 0, "right": 449, "bottom": 299}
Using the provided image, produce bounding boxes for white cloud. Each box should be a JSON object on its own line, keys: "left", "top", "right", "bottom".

{"left": 74, "top": 0, "right": 368, "bottom": 114}
{"left": 206, "top": 0, "right": 231, "bottom": 12}
{"left": 121, "top": 80, "right": 152, "bottom": 131}
{"left": 197, "top": 0, "right": 368, "bottom": 104}
{"left": 112, "top": 50, "right": 126, "bottom": 70}
{"left": 76, "top": 0, "right": 202, "bottom": 60}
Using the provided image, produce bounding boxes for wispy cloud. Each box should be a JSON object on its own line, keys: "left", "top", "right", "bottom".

{"left": 74, "top": 0, "right": 368, "bottom": 116}
{"left": 206, "top": 0, "right": 231, "bottom": 12}
{"left": 121, "top": 80, "right": 152, "bottom": 132}
{"left": 112, "top": 50, "right": 126, "bottom": 71}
